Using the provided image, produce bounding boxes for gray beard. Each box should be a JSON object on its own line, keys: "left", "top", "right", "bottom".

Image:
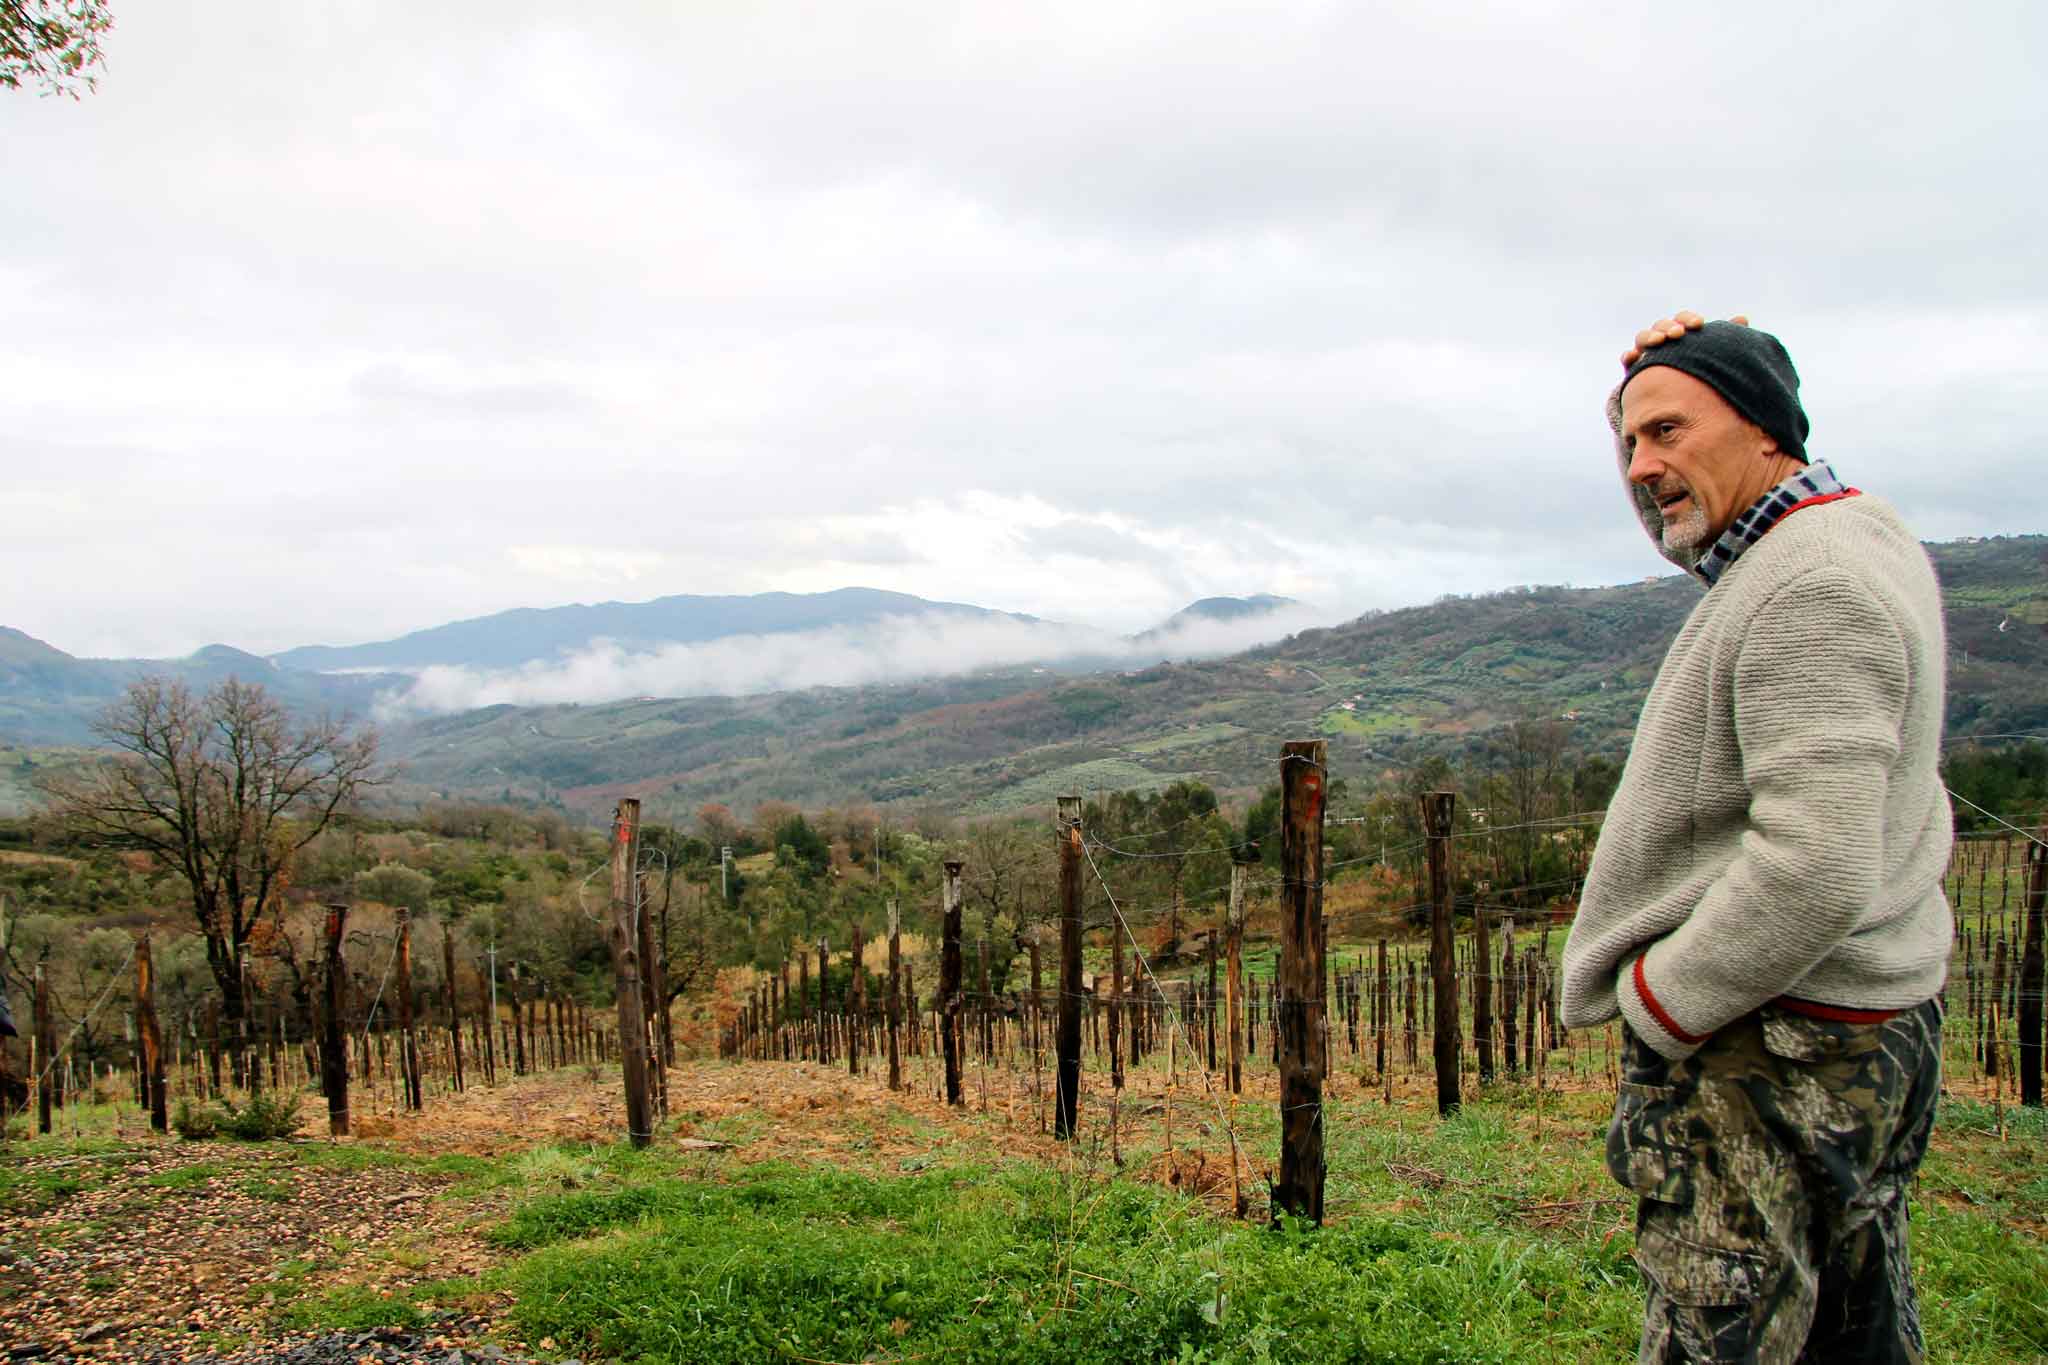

{"left": 1659, "top": 499, "right": 1711, "bottom": 557}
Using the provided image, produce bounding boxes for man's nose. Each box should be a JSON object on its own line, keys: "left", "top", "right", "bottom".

{"left": 1627, "top": 448, "right": 1664, "bottom": 486}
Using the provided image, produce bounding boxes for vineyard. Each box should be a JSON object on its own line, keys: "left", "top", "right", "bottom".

{"left": 5, "top": 740, "right": 2046, "bottom": 1363}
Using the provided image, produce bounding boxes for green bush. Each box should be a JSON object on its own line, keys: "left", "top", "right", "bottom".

{"left": 171, "top": 1097, "right": 219, "bottom": 1140}
{"left": 217, "top": 1090, "right": 304, "bottom": 1141}
{"left": 173, "top": 1090, "right": 303, "bottom": 1141}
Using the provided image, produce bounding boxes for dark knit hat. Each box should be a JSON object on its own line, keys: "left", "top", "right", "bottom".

{"left": 1622, "top": 320, "right": 1809, "bottom": 463}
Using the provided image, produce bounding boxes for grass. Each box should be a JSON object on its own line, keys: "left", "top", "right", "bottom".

{"left": 142, "top": 1160, "right": 226, "bottom": 1189}
{"left": 452, "top": 1088, "right": 2045, "bottom": 1365}
{"left": 496, "top": 1158, "right": 1643, "bottom": 1364}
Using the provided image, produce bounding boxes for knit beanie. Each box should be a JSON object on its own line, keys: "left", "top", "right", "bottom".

{"left": 1622, "top": 320, "right": 1809, "bottom": 463}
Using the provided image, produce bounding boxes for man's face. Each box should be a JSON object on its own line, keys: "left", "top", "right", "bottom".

{"left": 1618, "top": 367, "right": 1777, "bottom": 554}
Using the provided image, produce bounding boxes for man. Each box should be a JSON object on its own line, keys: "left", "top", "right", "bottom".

{"left": 1561, "top": 312, "right": 1953, "bottom": 1363}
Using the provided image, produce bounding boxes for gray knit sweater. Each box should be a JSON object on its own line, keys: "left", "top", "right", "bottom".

{"left": 1559, "top": 407, "right": 1954, "bottom": 1061}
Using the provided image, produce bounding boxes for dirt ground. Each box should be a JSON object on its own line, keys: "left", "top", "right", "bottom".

{"left": 2, "top": 1052, "right": 1242, "bottom": 1363}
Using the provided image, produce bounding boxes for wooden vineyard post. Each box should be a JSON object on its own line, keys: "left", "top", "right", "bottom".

{"left": 977, "top": 936, "right": 992, "bottom": 1062}
{"left": 806, "top": 941, "right": 823, "bottom": 1064}
{"left": 35, "top": 963, "right": 53, "bottom": 1134}
{"left": 798, "top": 952, "right": 811, "bottom": 1062}
{"left": 1274, "top": 740, "right": 1328, "bottom": 1225}
{"left": 1990, "top": 937, "right": 2007, "bottom": 1082}
{"left": 322, "top": 904, "right": 350, "bottom": 1136}
{"left": 1473, "top": 895, "right": 1494, "bottom": 1085}
{"left": 1226, "top": 857, "right": 1249, "bottom": 1096}
{"left": 2020, "top": 822, "right": 2045, "bottom": 1108}
{"left": 136, "top": 933, "right": 166, "bottom": 1132}
{"left": 395, "top": 909, "right": 423, "bottom": 1111}
{"left": 637, "top": 871, "right": 669, "bottom": 1117}
{"left": 442, "top": 925, "right": 464, "bottom": 1094}
{"left": 1109, "top": 896, "right": 1125, "bottom": 1095}
{"left": 940, "top": 861, "right": 966, "bottom": 1106}
{"left": 1499, "top": 919, "right": 1518, "bottom": 1078}
{"left": 1206, "top": 925, "right": 1219, "bottom": 1072}
{"left": 608, "top": 799, "right": 655, "bottom": 1148}
{"left": 1054, "top": 796, "right": 1084, "bottom": 1140}
{"left": 887, "top": 901, "right": 903, "bottom": 1092}
{"left": 849, "top": 922, "right": 866, "bottom": 1078}
{"left": 1422, "top": 790, "right": 1460, "bottom": 1117}
{"left": 1374, "top": 938, "right": 1389, "bottom": 1083}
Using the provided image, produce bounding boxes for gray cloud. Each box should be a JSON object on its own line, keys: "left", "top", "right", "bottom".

{"left": 2, "top": 1, "right": 2042, "bottom": 662}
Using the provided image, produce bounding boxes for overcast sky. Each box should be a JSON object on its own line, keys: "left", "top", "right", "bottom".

{"left": 5, "top": 1, "right": 2042, "bottom": 662}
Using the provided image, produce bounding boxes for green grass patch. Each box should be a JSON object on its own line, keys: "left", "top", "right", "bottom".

{"left": 496, "top": 1158, "right": 1644, "bottom": 1364}
{"left": 286, "top": 1142, "right": 414, "bottom": 1172}
{"left": 468, "top": 1083, "right": 2045, "bottom": 1365}
{"left": 145, "top": 1161, "right": 226, "bottom": 1190}
{"left": 275, "top": 1284, "right": 427, "bottom": 1334}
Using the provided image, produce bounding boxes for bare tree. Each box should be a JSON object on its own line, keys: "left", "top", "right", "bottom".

{"left": 42, "top": 676, "right": 381, "bottom": 1034}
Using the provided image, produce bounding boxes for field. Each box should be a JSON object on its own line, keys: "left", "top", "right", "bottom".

{"left": 5, "top": 1018, "right": 2045, "bottom": 1364}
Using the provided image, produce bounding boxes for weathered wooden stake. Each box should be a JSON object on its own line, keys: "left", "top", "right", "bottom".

{"left": 395, "top": 910, "right": 423, "bottom": 1111}
{"left": 34, "top": 963, "right": 53, "bottom": 1134}
{"left": 849, "top": 922, "right": 866, "bottom": 1078}
{"left": 1500, "top": 919, "right": 1518, "bottom": 1078}
{"left": 1226, "top": 858, "right": 1248, "bottom": 1096}
{"left": 1473, "top": 900, "right": 1494, "bottom": 1086}
{"left": 135, "top": 934, "right": 166, "bottom": 1131}
{"left": 887, "top": 901, "right": 903, "bottom": 1092}
{"left": 442, "top": 926, "right": 464, "bottom": 1094}
{"left": 608, "top": 799, "right": 654, "bottom": 1147}
{"left": 1422, "top": 790, "right": 1460, "bottom": 1117}
{"left": 637, "top": 870, "right": 668, "bottom": 1117}
{"left": 1273, "top": 740, "right": 1328, "bottom": 1225}
{"left": 322, "top": 904, "right": 350, "bottom": 1136}
{"left": 1206, "top": 925, "right": 1219, "bottom": 1072}
{"left": 1054, "top": 796, "right": 1084, "bottom": 1139}
{"left": 2020, "top": 822, "right": 2045, "bottom": 1108}
{"left": 940, "top": 861, "right": 966, "bottom": 1106}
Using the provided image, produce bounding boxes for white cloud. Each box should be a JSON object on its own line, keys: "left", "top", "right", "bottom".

{"left": 380, "top": 601, "right": 1338, "bottom": 715}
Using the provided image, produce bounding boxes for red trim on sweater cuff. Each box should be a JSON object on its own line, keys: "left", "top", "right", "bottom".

{"left": 1783, "top": 488, "right": 1862, "bottom": 516}
{"left": 1632, "top": 956, "right": 1708, "bottom": 1045}
{"left": 1772, "top": 996, "right": 1900, "bottom": 1024}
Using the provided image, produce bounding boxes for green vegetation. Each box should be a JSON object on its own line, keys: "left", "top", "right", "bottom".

{"left": 260, "top": 1092, "right": 2042, "bottom": 1365}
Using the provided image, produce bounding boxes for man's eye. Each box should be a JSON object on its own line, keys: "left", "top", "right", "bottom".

{"left": 1657, "top": 422, "right": 1678, "bottom": 439}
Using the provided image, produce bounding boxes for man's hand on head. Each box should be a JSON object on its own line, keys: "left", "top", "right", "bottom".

{"left": 1620, "top": 310, "right": 1750, "bottom": 368}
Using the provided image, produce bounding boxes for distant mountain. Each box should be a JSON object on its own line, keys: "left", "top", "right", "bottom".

{"left": 0, "top": 635, "right": 397, "bottom": 746}
{"left": 369, "top": 537, "right": 2048, "bottom": 821}
{"left": 272, "top": 587, "right": 1040, "bottom": 674}
{"left": 1136, "top": 595, "right": 1298, "bottom": 641}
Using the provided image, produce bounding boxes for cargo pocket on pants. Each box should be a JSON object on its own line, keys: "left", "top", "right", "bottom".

{"left": 1606, "top": 1079, "right": 1692, "bottom": 1207}
{"left": 1634, "top": 1219, "right": 1771, "bottom": 1308}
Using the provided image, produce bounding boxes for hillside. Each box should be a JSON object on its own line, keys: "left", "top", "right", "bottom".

{"left": 0, "top": 631, "right": 397, "bottom": 747}
{"left": 379, "top": 536, "right": 2048, "bottom": 819}
{"left": 270, "top": 586, "right": 1041, "bottom": 673}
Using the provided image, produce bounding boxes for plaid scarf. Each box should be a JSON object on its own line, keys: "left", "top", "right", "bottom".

{"left": 1695, "top": 461, "right": 1857, "bottom": 586}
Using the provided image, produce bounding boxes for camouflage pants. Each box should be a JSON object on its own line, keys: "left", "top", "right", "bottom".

{"left": 1607, "top": 998, "right": 1942, "bottom": 1364}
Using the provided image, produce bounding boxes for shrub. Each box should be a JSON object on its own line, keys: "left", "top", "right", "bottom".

{"left": 217, "top": 1090, "right": 304, "bottom": 1141}
{"left": 171, "top": 1097, "right": 220, "bottom": 1140}
{"left": 173, "top": 1090, "right": 303, "bottom": 1141}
